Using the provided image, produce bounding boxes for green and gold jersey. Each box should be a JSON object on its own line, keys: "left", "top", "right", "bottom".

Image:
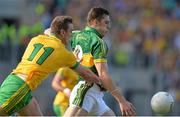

{"left": 12, "top": 35, "right": 78, "bottom": 90}
{"left": 71, "top": 26, "right": 108, "bottom": 76}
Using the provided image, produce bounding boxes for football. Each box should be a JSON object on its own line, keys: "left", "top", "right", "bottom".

{"left": 151, "top": 91, "right": 174, "bottom": 115}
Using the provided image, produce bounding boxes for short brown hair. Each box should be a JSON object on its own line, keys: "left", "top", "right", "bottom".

{"left": 87, "top": 7, "right": 109, "bottom": 24}
{"left": 50, "top": 16, "right": 73, "bottom": 36}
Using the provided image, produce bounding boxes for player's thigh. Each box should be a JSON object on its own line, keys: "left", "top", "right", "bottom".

{"left": 95, "top": 97, "right": 114, "bottom": 116}
{"left": 63, "top": 106, "right": 78, "bottom": 116}
{"left": 63, "top": 106, "right": 88, "bottom": 116}
{"left": 101, "top": 109, "right": 115, "bottom": 116}
{"left": 75, "top": 107, "right": 88, "bottom": 116}
{"left": 17, "top": 97, "right": 43, "bottom": 116}
{"left": 0, "top": 74, "right": 32, "bottom": 115}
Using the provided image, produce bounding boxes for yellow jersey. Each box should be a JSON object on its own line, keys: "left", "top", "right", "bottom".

{"left": 12, "top": 35, "right": 78, "bottom": 90}
{"left": 53, "top": 67, "right": 78, "bottom": 105}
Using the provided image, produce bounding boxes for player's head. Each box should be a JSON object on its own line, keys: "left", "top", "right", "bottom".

{"left": 50, "top": 16, "right": 73, "bottom": 45}
{"left": 87, "top": 7, "right": 110, "bottom": 37}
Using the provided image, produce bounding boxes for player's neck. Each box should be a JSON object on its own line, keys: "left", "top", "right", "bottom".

{"left": 50, "top": 33, "right": 67, "bottom": 45}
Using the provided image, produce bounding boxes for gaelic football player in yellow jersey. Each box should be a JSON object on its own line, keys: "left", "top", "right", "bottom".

{"left": 51, "top": 35, "right": 82, "bottom": 116}
{"left": 0, "top": 16, "right": 101, "bottom": 116}
{"left": 52, "top": 67, "right": 78, "bottom": 116}
{"left": 44, "top": 28, "right": 81, "bottom": 116}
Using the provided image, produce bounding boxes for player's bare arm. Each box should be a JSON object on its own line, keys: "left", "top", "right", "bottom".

{"left": 52, "top": 70, "right": 71, "bottom": 97}
{"left": 52, "top": 72, "right": 64, "bottom": 92}
{"left": 95, "top": 62, "right": 136, "bottom": 116}
{"left": 74, "top": 64, "right": 101, "bottom": 84}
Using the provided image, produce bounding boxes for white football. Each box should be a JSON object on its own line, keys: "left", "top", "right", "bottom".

{"left": 151, "top": 91, "right": 174, "bottom": 115}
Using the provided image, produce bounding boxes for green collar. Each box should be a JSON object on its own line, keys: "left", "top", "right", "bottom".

{"left": 84, "top": 26, "right": 102, "bottom": 38}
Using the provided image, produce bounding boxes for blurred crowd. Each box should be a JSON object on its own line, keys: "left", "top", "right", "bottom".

{"left": 0, "top": 0, "right": 180, "bottom": 110}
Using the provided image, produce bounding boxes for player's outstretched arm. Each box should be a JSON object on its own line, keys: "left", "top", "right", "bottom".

{"left": 74, "top": 64, "right": 101, "bottom": 84}
{"left": 52, "top": 72, "right": 64, "bottom": 92}
{"left": 95, "top": 62, "right": 136, "bottom": 116}
{"left": 51, "top": 70, "right": 71, "bottom": 97}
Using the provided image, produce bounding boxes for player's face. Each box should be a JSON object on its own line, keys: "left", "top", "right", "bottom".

{"left": 96, "top": 15, "right": 110, "bottom": 37}
{"left": 64, "top": 23, "right": 74, "bottom": 45}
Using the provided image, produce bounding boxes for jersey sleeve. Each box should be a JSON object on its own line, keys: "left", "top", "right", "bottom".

{"left": 92, "top": 39, "right": 108, "bottom": 63}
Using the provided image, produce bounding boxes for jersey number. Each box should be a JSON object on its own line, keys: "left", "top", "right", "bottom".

{"left": 28, "top": 43, "right": 54, "bottom": 65}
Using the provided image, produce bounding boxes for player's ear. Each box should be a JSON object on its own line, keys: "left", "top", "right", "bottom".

{"left": 94, "top": 19, "right": 99, "bottom": 25}
{"left": 60, "top": 29, "right": 66, "bottom": 37}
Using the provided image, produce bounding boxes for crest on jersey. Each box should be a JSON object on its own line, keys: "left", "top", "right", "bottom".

{"left": 73, "top": 45, "right": 83, "bottom": 62}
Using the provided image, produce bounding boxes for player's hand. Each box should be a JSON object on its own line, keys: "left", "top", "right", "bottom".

{"left": 97, "top": 83, "right": 107, "bottom": 91}
{"left": 119, "top": 100, "right": 136, "bottom": 116}
{"left": 63, "top": 88, "right": 71, "bottom": 98}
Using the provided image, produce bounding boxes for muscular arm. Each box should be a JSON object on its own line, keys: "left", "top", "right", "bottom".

{"left": 95, "top": 62, "right": 136, "bottom": 116}
{"left": 52, "top": 71, "right": 71, "bottom": 97}
{"left": 74, "top": 64, "right": 100, "bottom": 84}
{"left": 95, "top": 62, "right": 126, "bottom": 102}
{"left": 51, "top": 72, "right": 64, "bottom": 92}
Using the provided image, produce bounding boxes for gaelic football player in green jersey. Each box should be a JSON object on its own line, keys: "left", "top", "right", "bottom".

{"left": 64, "top": 7, "right": 136, "bottom": 116}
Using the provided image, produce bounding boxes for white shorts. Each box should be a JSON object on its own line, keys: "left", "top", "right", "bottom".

{"left": 69, "top": 81, "right": 111, "bottom": 116}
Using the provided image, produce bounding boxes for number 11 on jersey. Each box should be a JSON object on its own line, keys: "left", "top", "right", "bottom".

{"left": 28, "top": 43, "right": 54, "bottom": 65}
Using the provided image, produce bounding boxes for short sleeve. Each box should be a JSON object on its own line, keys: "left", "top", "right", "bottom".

{"left": 92, "top": 39, "right": 108, "bottom": 63}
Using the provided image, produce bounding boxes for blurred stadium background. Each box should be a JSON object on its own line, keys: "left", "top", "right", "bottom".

{"left": 0, "top": 0, "right": 179, "bottom": 116}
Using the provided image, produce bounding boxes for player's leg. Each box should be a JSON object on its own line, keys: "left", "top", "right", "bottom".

{"left": 63, "top": 106, "right": 88, "bottom": 116}
{"left": 97, "top": 97, "right": 116, "bottom": 116}
{"left": 75, "top": 107, "right": 88, "bottom": 116}
{"left": 101, "top": 109, "right": 115, "bottom": 116}
{"left": 64, "top": 81, "right": 94, "bottom": 116}
{"left": 0, "top": 75, "right": 11, "bottom": 115}
{"left": 17, "top": 97, "right": 43, "bottom": 116}
{"left": 0, "top": 106, "right": 8, "bottom": 115}
{"left": 63, "top": 106, "right": 81, "bottom": 116}
{"left": 0, "top": 74, "right": 32, "bottom": 115}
